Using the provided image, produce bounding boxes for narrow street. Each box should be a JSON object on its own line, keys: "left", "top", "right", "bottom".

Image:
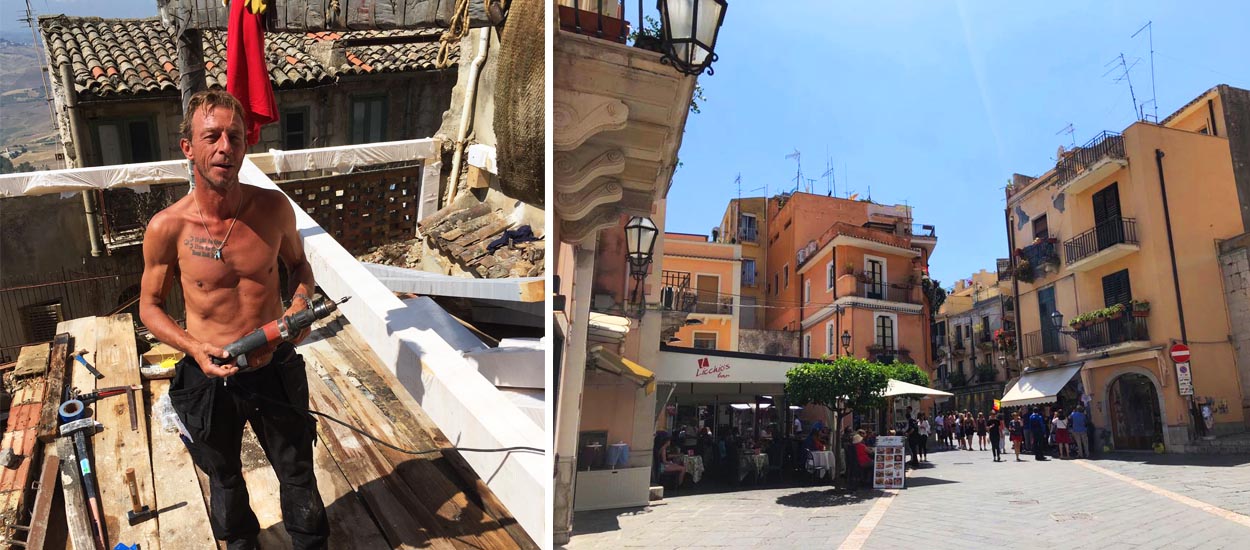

{"left": 567, "top": 447, "right": 1250, "bottom": 549}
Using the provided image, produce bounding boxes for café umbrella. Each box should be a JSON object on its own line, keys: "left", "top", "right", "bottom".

{"left": 882, "top": 379, "right": 953, "bottom": 399}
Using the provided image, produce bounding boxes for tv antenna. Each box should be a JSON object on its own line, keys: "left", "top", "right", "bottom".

{"left": 20, "top": 0, "right": 57, "bottom": 145}
{"left": 785, "top": 149, "right": 802, "bottom": 193}
{"left": 1131, "top": 21, "right": 1159, "bottom": 122}
{"left": 820, "top": 154, "right": 836, "bottom": 197}
{"left": 1055, "top": 123, "right": 1076, "bottom": 148}
{"left": 1104, "top": 53, "right": 1143, "bottom": 121}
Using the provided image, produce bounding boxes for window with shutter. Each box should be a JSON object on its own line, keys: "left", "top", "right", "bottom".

{"left": 1102, "top": 269, "right": 1132, "bottom": 307}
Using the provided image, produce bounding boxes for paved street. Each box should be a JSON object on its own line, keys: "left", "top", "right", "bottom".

{"left": 565, "top": 447, "right": 1250, "bottom": 549}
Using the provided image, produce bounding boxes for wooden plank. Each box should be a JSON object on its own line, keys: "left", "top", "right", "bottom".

{"left": 56, "top": 437, "right": 94, "bottom": 550}
{"left": 305, "top": 374, "right": 456, "bottom": 550}
{"left": 145, "top": 379, "right": 215, "bottom": 549}
{"left": 90, "top": 314, "right": 158, "bottom": 549}
{"left": 36, "top": 333, "right": 72, "bottom": 443}
{"left": 57, "top": 318, "right": 98, "bottom": 398}
{"left": 307, "top": 345, "right": 515, "bottom": 550}
{"left": 14, "top": 343, "right": 50, "bottom": 377}
{"left": 311, "top": 431, "right": 390, "bottom": 549}
{"left": 25, "top": 446, "right": 60, "bottom": 550}
{"left": 466, "top": 165, "right": 489, "bottom": 190}
{"left": 518, "top": 278, "right": 544, "bottom": 303}
{"left": 332, "top": 322, "right": 536, "bottom": 549}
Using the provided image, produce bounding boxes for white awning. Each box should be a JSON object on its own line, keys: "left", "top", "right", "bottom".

{"left": 999, "top": 365, "right": 1082, "bottom": 408}
{"left": 883, "top": 379, "right": 953, "bottom": 398}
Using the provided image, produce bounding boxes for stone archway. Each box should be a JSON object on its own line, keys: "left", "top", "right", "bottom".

{"left": 1107, "top": 372, "right": 1163, "bottom": 450}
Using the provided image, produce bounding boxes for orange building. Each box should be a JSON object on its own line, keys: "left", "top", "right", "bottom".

{"left": 661, "top": 233, "right": 742, "bottom": 351}
{"left": 716, "top": 198, "right": 767, "bottom": 330}
{"left": 1000, "top": 85, "right": 1250, "bottom": 452}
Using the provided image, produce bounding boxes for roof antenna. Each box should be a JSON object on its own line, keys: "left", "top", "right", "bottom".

{"left": 1105, "top": 53, "right": 1143, "bottom": 121}
{"left": 785, "top": 149, "right": 802, "bottom": 193}
{"left": 1056, "top": 123, "right": 1076, "bottom": 148}
{"left": 1132, "top": 21, "right": 1158, "bottom": 122}
{"left": 820, "top": 151, "right": 836, "bottom": 197}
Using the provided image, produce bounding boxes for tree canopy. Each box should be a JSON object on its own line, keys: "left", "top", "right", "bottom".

{"left": 785, "top": 356, "right": 890, "bottom": 414}
{"left": 885, "top": 361, "right": 930, "bottom": 387}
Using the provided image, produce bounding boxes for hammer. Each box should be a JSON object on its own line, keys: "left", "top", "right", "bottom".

{"left": 73, "top": 350, "right": 105, "bottom": 379}
{"left": 59, "top": 418, "right": 107, "bottom": 549}
{"left": 125, "top": 468, "right": 154, "bottom": 525}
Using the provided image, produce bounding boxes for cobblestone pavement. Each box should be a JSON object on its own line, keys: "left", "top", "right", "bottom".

{"left": 565, "top": 446, "right": 1250, "bottom": 549}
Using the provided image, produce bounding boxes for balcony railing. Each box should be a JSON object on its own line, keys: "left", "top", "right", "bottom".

{"left": 660, "top": 270, "right": 696, "bottom": 313}
{"left": 737, "top": 226, "right": 758, "bottom": 243}
{"left": 557, "top": 1, "right": 629, "bottom": 44}
{"left": 953, "top": 338, "right": 966, "bottom": 351}
{"left": 1018, "top": 238, "right": 1060, "bottom": 270}
{"left": 1064, "top": 217, "right": 1138, "bottom": 266}
{"left": 977, "top": 330, "right": 993, "bottom": 344}
{"left": 693, "top": 294, "right": 734, "bottom": 315}
{"left": 997, "top": 258, "right": 1013, "bottom": 281}
{"left": 909, "top": 224, "right": 936, "bottom": 238}
{"left": 1053, "top": 131, "right": 1126, "bottom": 189}
{"left": 1022, "top": 329, "right": 1067, "bottom": 358}
{"left": 859, "top": 282, "right": 920, "bottom": 304}
{"left": 1075, "top": 315, "right": 1149, "bottom": 351}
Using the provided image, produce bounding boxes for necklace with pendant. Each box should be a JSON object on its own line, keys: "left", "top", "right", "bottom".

{"left": 192, "top": 190, "right": 242, "bottom": 261}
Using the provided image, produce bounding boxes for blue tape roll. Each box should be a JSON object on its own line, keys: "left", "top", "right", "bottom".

{"left": 58, "top": 399, "right": 85, "bottom": 423}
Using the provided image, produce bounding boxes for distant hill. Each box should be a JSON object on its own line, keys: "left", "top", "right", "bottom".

{"left": 0, "top": 38, "right": 58, "bottom": 170}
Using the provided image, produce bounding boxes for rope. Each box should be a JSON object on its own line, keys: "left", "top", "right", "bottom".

{"left": 436, "top": 0, "right": 474, "bottom": 69}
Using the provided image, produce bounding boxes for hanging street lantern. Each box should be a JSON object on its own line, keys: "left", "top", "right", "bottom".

{"left": 840, "top": 330, "right": 852, "bottom": 355}
{"left": 658, "top": 0, "right": 728, "bottom": 76}
{"left": 625, "top": 216, "right": 659, "bottom": 278}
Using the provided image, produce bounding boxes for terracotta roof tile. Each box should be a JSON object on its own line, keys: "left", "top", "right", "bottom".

{"left": 39, "top": 15, "right": 454, "bottom": 100}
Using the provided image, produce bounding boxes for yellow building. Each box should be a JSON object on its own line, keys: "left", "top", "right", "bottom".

{"left": 1000, "top": 85, "right": 1250, "bottom": 452}
{"left": 931, "top": 271, "right": 1016, "bottom": 413}
{"left": 716, "top": 197, "right": 768, "bottom": 331}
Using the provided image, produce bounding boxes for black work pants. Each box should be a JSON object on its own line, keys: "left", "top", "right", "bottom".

{"left": 169, "top": 343, "right": 329, "bottom": 550}
{"left": 990, "top": 431, "right": 1002, "bottom": 460}
{"left": 1032, "top": 431, "right": 1047, "bottom": 460}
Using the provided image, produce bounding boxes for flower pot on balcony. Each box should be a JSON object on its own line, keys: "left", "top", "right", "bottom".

{"left": 1132, "top": 309, "right": 1150, "bottom": 318}
{"left": 633, "top": 34, "right": 663, "bottom": 53}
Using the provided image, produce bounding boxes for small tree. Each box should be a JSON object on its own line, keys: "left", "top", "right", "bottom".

{"left": 786, "top": 357, "right": 890, "bottom": 486}
{"left": 885, "top": 361, "right": 930, "bottom": 387}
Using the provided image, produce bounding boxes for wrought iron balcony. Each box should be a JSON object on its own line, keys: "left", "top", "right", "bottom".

{"left": 1075, "top": 315, "right": 1149, "bottom": 351}
{"left": 1054, "top": 131, "right": 1128, "bottom": 195}
{"left": 1022, "top": 328, "right": 1068, "bottom": 358}
{"left": 859, "top": 282, "right": 920, "bottom": 305}
{"left": 737, "top": 226, "right": 758, "bottom": 243}
{"left": 909, "top": 224, "right": 936, "bottom": 238}
{"left": 1018, "top": 238, "right": 1060, "bottom": 270}
{"left": 1064, "top": 217, "right": 1139, "bottom": 271}
{"left": 660, "top": 270, "right": 696, "bottom": 313}
{"left": 557, "top": 0, "right": 629, "bottom": 43}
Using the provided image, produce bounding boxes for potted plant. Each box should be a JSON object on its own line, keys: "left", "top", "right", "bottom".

{"left": 1014, "top": 259, "right": 1035, "bottom": 283}
{"left": 1131, "top": 300, "right": 1151, "bottom": 317}
{"left": 843, "top": 261, "right": 855, "bottom": 275}
{"left": 629, "top": 15, "right": 664, "bottom": 52}
{"left": 1106, "top": 303, "right": 1126, "bottom": 320}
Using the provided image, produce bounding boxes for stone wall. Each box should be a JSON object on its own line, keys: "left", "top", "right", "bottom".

{"left": 739, "top": 328, "right": 799, "bottom": 357}
{"left": 1220, "top": 234, "right": 1250, "bottom": 414}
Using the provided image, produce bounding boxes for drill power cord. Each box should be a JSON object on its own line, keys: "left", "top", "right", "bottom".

{"left": 224, "top": 376, "right": 544, "bottom": 455}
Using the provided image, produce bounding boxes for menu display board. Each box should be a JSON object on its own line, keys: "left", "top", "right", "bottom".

{"left": 872, "top": 436, "right": 906, "bottom": 489}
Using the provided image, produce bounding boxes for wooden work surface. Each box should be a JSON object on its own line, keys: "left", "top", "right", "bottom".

{"left": 32, "top": 314, "right": 532, "bottom": 550}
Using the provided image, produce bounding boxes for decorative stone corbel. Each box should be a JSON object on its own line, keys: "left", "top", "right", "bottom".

{"left": 554, "top": 90, "right": 628, "bottom": 152}
{"left": 560, "top": 206, "right": 622, "bottom": 245}
{"left": 556, "top": 179, "right": 623, "bottom": 222}
{"left": 554, "top": 146, "right": 625, "bottom": 194}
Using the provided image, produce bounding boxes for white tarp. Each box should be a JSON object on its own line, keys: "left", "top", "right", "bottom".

{"left": 883, "top": 378, "right": 954, "bottom": 398}
{"left": 0, "top": 159, "right": 188, "bottom": 197}
{"left": 999, "top": 365, "right": 1082, "bottom": 407}
{"left": 268, "top": 138, "right": 440, "bottom": 175}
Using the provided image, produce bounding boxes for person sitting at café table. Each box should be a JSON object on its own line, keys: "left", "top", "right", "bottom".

{"left": 851, "top": 433, "right": 873, "bottom": 489}
{"left": 653, "top": 432, "right": 687, "bottom": 486}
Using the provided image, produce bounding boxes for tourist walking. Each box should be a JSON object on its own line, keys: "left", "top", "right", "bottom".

{"left": 964, "top": 412, "right": 975, "bottom": 450}
{"left": 1070, "top": 405, "right": 1090, "bottom": 458}
{"left": 976, "top": 412, "right": 988, "bottom": 451}
{"left": 1053, "top": 410, "right": 1071, "bottom": 459}
{"left": 987, "top": 412, "right": 1003, "bottom": 462}
{"left": 918, "top": 413, "right": 931, "bottom": 461}
{"left": 1008, "top": 412, "right": 1025, "bottom": 461}
{"left": 933, "top": 413, "right": 946, "bottom": 450}
{"left": 1028, "top": 407, "right": 1049, "bottom": 461}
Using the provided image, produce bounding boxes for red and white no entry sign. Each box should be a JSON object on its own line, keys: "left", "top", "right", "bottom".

{"left": 1170, "top": 343, "right": 1191, "bottom": 363}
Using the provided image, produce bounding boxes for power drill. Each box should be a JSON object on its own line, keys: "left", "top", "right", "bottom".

{"left": 212, "top": 295, "right": 350, "bottom": 372}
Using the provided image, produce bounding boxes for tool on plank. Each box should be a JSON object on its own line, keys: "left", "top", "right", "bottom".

{"left": 125, "top": 468, "right": 154, "bottom": 525}
{"left": 73, "top": 350, "right": 104, "bottom": 379}
{"left": 212, "top": 295, "right": 350, "bottom": 373}
{"left": 59, "top": 418, "right": 107, "bottom": 550}
{"left": 64, "top": 385, "right": 142, "bottom": 430}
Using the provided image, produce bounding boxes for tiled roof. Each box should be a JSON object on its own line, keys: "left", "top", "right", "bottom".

{"left": 39, "top": 15, "right": 455, "bottom": 100}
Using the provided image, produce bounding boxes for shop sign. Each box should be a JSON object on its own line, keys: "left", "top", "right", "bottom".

{"left": 1176, "top": 361, "right": 1194, "bottom": 396}
{"left": 695, "top": 356, "right": 731, "bottom": 379}
{"left": 872, "top": 436, "right": 906, "bottom": 489}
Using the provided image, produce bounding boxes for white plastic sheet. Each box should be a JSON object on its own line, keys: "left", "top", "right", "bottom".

{"left": 267, "top": 137, "right": 440, "bottom": 176}
{"left": 0, "top": 159, "right": 188, "bottom": 197}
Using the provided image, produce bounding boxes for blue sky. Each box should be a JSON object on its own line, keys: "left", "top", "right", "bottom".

{"left": 647, "top": 1, "right": 1250, "bottom": 287}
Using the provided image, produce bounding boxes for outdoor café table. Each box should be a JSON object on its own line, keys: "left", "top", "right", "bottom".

{"left": 738, "top": 452, "right": 769, "bottom": 482}
{"left": 680, "top": 454, "right": 704, "bottom": 483}
{"left": 808, "top": 450, "right": 834, "bottom": 479}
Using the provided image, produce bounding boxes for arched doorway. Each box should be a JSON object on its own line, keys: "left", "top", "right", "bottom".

{"left": 1108, "top": 373, "right": 1162, "bottom": 450}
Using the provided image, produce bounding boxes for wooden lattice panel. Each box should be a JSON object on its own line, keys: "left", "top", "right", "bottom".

{"left": 280, "top": 165, "right": 424, "bottom": 255}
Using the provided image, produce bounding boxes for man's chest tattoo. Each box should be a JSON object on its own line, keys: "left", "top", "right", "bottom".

{"left": 184, "top": 235, "right": 223, "bottom": 258}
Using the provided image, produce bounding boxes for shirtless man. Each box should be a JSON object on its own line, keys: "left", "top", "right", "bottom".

{"left": 139, "top": 90, "right": 329, "bottom": 550}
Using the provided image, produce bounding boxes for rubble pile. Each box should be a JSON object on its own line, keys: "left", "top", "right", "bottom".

{"left": 418, "top": 203, "right": 544, "bottom": 278}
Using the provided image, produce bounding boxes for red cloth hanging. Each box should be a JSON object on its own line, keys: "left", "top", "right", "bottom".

{"left": 226, "top": 0, "right": 276, "bottom": 146}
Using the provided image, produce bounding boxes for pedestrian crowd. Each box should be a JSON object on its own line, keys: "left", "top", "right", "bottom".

{"left": 930, "top": 404, "right": 1094, "bottom": 461}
